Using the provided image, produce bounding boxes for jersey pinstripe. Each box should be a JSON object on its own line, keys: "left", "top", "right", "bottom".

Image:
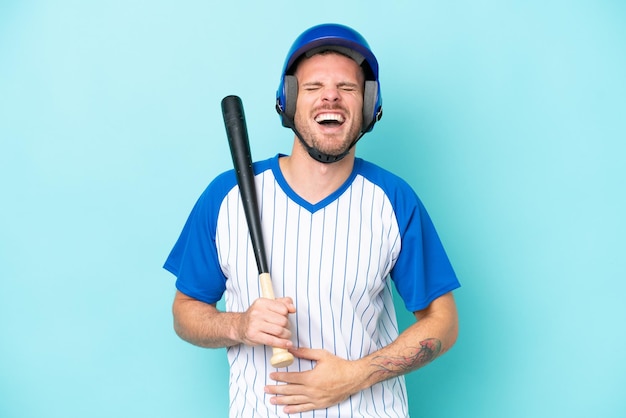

{"left": 165, "top": 154, "right": 460, "bottom": 417}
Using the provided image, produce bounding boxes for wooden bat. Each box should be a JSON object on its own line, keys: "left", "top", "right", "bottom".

{"left": 221, "top": 95, "right": 294, "bottom": 368}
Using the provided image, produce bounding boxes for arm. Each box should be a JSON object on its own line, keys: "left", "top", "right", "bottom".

{"left": 266, "top": 292, "right": 459, "bottom": 414}
{"left": 360, "top": 291, "right": 458, "bottom": 384}
{"left": 172, "top": 290, "right": 296, "bottom": 349}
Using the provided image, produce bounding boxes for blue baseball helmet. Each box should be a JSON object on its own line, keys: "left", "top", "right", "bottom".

{"left": 275, "top": 23, "right": 383, "bottom": 133}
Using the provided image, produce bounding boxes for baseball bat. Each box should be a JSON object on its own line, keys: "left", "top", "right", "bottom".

{"left": 221, "top": 95, "right": 294, "bottom": 368}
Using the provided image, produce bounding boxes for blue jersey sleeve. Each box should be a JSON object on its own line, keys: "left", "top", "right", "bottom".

{"left": 392, "top": 193, "right": 460, "bottom": 312}
{"left": 359, "top": 160, "right": 460, "bottom": 312}
{"left": 163, "top": 170, "right": 236, "bottom": 304}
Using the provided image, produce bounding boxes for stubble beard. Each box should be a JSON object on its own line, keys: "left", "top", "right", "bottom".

{"left": 294, "top": 109, "right": 362, "bottom": 157}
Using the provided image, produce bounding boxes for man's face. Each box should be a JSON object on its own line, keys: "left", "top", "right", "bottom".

{"left": 293, "top": 52, "right": 365, "bottom": 157}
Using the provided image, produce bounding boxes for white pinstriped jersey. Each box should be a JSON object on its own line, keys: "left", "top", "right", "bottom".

{"left": 165, "top": 154, "right": 460, "bottom": 417}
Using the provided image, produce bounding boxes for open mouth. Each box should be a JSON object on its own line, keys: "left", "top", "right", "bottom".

{"left": 315, "top": 113, "right": 345, "bottom": 127}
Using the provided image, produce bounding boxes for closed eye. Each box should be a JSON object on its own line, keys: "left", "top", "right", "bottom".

{"left": 301, "top": 82, "right": 323, "bottom": 92}
{"left": 338, "top": 82, "right": 360, "bottom": 92}
{"left": 300, "top": 82, "right": 361, "bottom": 93}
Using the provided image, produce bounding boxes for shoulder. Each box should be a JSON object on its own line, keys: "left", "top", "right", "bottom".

{"left": 355, "top": 158, "right": 420, "bottom": 205}
{"left": 202, "top": 156, "right": 276, "bottom": 199}
{"left": 192, "top": 155, "right": 276, "bottom": 218}
{"left": 353, "top": 158, "right": 436, "bottom": 235}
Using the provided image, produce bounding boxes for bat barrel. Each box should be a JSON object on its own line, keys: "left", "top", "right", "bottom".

{"left": 222, "top": 95, "right": 270, "bottom": 274}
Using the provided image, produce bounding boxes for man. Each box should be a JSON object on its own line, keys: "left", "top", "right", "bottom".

{"left": 164, "top": 23, "right": 460, "bottom": 417}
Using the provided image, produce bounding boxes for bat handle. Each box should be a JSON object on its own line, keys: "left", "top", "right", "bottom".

{"left": 259, "top": 273, "right": 295, "bottom": 368}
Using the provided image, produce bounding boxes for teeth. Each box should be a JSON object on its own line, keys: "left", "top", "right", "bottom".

{"left": 315, "top": 113, "right": 344, "bottom": 123}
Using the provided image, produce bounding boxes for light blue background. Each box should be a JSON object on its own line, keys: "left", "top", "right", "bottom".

{"left": 1, "top": 1, "right": 625, "bottom": 417}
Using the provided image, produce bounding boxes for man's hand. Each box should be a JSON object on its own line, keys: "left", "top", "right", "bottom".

{"left": 236, "top": 297, "right": 296, "bottom": 349}
{"left": 265, "top": 347, "right": 364, "bottom": 414}
{"left": 172, "top": 291, "right": 296, "bottom": 349}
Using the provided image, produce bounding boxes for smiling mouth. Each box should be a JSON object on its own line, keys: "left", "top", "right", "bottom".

{"left": 315, "top": 113, "right": 345, "bottom": 126}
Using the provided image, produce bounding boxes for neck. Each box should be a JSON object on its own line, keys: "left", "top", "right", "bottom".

{"left": 279, "top": 137, "right": 355, "bottom": 204}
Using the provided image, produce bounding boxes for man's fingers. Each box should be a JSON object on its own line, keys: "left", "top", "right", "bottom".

{"left": 289, "top": 346, "right": 325, "bottom": 361}
{"left": 276, "top": 297, "right": 296, "bottom": 313}
{"left": 253, "top": 297, "right": 295, "bottom": 317}
{"left": 243, "top": 317, "right": 292, "bottom": 346}
{"left": 265, "top": 385, "right": 319, "bottom": 414}
{"left": 270, "top": 394, "right": 313, "bottom": 408}
{"left": 238, "top": 298, "right": 296, "bottom": 347}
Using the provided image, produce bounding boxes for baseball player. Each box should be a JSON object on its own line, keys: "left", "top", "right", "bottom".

{"left": 165, "top": 23, "right": 460, "bottom": 417}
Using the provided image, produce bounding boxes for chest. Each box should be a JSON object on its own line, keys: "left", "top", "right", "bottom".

{"left": 215, "top": 175, "right": 401, "bottom": 307}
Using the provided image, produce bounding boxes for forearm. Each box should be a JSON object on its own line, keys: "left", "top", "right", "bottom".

{"left": 356, "top": 292, "right": 459, "bottom": 390}
{"left": 172, "top": 290, "right": 296, "bottom": 350}
{"left": 172, "top": 290, "right": 243, "bottom": 348}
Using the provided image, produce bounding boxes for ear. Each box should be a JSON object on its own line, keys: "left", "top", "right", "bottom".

{"left": 282, "top": 75, "right": 298, "bottom": 126}
{"left": 362, "top": 80, "right": 378, "bottom": 131}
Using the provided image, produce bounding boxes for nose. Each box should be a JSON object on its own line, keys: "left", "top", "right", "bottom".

{"left": 321, "top": 86, "right": 340, "bottom": 102}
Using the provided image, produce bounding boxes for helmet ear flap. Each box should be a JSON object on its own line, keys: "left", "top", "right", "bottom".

{"left": 281, "top": 75, "right": 298, "bottom": 127}
{"left": 362, "top": 80, "right": 381, "bottom": 132}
